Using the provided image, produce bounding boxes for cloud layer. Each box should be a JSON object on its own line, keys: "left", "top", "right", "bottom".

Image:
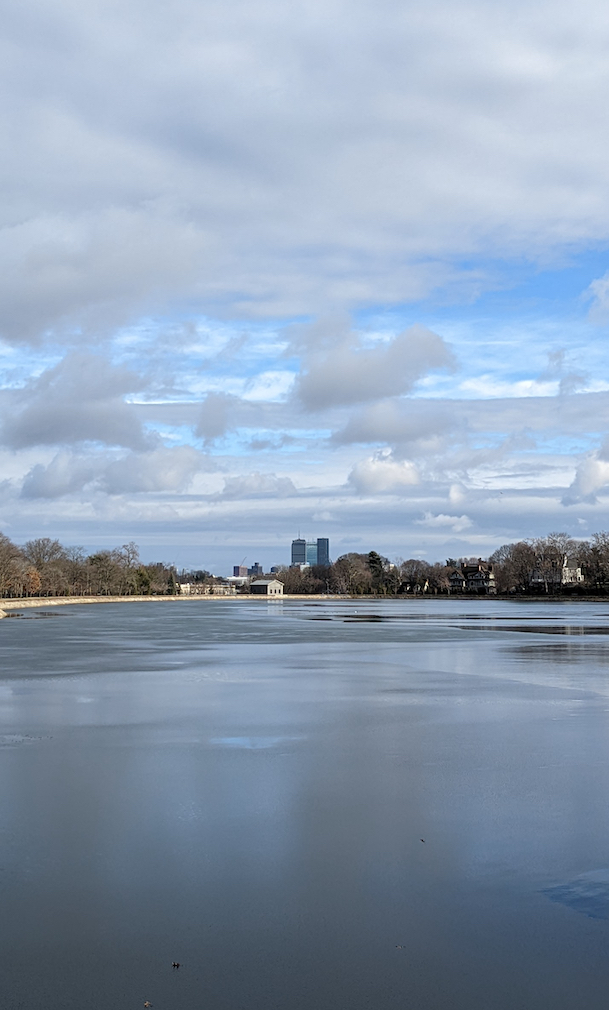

{"left": 0, "top": 353, "right": 151, "bottom": 450}
{"left": 1, "top": 0, "right": 609, "bottom": 569}
{"left": 297, "top": 325, "right": 454, "bottom": 409}
{"left": 3, "top": 0, "right": 609, "bottom": 338}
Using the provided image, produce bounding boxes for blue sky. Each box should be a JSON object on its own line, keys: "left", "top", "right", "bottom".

{"left": 2, "top": 0, "right": 609, "bottom": 574}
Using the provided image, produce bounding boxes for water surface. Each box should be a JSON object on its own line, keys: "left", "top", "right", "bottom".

{"left": 1, "top": 597, "right": 609, "bottom": 1009}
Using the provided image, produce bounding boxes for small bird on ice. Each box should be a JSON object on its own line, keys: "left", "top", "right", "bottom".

{"left": 420, "top": 838, "right": 425, "bottom": 843}
{"left": 144, "top": 1003, "right": 152, "bottom": 1008}
{"left": 172, "top": 962, "right": 181, "bottom": 969}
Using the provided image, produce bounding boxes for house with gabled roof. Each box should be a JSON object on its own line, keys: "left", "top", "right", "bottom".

{"left": 250, "top": 579, "right": 284, "bottom": 596}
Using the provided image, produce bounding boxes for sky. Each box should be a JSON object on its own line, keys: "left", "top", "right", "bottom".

{"left": 2, "top": 0, "right": 609, "bottom": 574}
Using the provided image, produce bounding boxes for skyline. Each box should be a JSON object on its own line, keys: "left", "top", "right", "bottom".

{"left": 2, "top": 0, "right": 609, "bottom": 573}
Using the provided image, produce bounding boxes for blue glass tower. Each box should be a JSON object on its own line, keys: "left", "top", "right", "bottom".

{"left": 317, "top": 538, "right": 330, "bottom": 566}
{"left": 306, "top": 541, "right": 318, "bottom": 565}
{"left": 291, "top": 537, "right": 330, "bottom": 567}
{"left": 291, "top": 539, "right": 306, "bottom": 565}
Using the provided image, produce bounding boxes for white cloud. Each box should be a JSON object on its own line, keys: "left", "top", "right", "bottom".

{"left": 448, "top": 483, "right": 467, "bottom": 506}
{"left": 457, "top": 377, "right": 559, "bottom": 399}
{"left": 586, "top": 271, "right": 609, "bottom": 324}
{"left": 4, "top": 0, "right": 609, "bottom": 337}
{"left": 348, "top": 452, "right": 419, "bottom": 493}
{"left": 101, "top": 446, "right": 204, "bottom": 494}
{"left": 21, "top": 445, "right": 206, "bottom": 498}
{"left": 0, "top": 352, "right": 150, "bottom": 450}
{"left": 333, "top": 397, "right": 454, "bottom": 450}
{"left": 415, "top": 512, "right": 473, "bottom": 532}
{"left": 562, "top": 453, "right": 609, "bottom": 505}
{"left": 243, "top": 371, "right": 295, "bottom": 401}
{"left": 220, "top": 472, "right": 297, "bottom": 499}
{"left": 0, "top": 208, "right": 204, "bottom": 343}
{"left": 195, "top": 393, "right": 239, "bottom": 444}
{"left": 4, "top": 0, "right": 609, "bottom": 567}
{"left": 297, "top": 325, "right": 455, "bottom": 410}
{"left": 21, "top": 452, "right": 97, "bottom": 499}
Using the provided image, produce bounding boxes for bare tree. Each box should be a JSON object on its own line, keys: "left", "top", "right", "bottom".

{"left": 332, "top": 554, "right": 374, "bottom": 595}
{"left": 0, "top": 534, "right": 28, "bottom": 598}
{"left": 400, "top": 559, "right": 432, "bottom": 593}
{"left": 490, "top": 542, "right": 536, "bottom": 592}
{"left": 23, "top": 537, "right": 69, "bottom": 596}
{"left": 531, "top": 533, "right": 577, "bottom": 593}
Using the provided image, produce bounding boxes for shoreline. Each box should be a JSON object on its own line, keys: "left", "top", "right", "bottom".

{"left": 0, "top": 594, "right": 345, "bottom": 615}
{"left": 0, "top": 592, "right": 607, "bottom": 617}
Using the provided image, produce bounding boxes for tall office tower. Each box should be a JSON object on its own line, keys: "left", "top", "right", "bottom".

{"left": 291, "top": 539, "right": 307, "bottom": 565}
{"left": 317, "top": 538, "right": 330, "bottom": 566}
{"left": 306, "top": 541, "right": 318, "bottom": 566}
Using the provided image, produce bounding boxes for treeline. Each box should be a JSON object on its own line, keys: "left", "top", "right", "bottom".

{"left": 274, "top": 552, "right": 442, "bottom": 595}
{"left": 4, "top": 529, "right": 609, "bottom": 600}
{"left": 489, "top": 531, "right": 609, "bottom": 594}
{"left": 270, "top": 531, "right": 609, "bottom": 595}
{"left": 0, "top": 536, "right": 179, "bottom": 598}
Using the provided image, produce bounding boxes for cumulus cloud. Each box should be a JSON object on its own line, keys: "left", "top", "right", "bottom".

{"left": 0, "top": 208, "right": 204, "bottom": 343}
{"left": 348, "top": 452, "right": 419, "bottom": 493}
{"left": 448, "top": 483, "right": 468, "bottom": 506}
{"left": 3, "top": 0, "right": 609, "bottom": 332}
{"left": 220, "top": 472, "right": 297, "bottom": 499}
{"left": 415, "top": 512, "right": 473, "bottom": 532}
{"left": 586, "top": 272, "right": 609, "bottom": 324}
{"left": 195, "top": 392, "right": 240, "bottom": 443}
{"left": 21, "top": 445, "right": 205, "bottom": 498}
{"left": 536, "top": 349, "right": 587, "bottom": 396}
{"left": 0, "top": 353, "right": 149, "bottom": 450}
{"left": 297, "top": 325, "right": 455, "bottom": 410}
{"left": 21, "top": 452, "right": 97, "bottom": 499}
{"left": 6, "top": 0, "right": 609, "bottom": 565}
{"left": 333, "top": 397, "right": 454, "bottom": 450}
{"left": 101, "top": 446, "right": 204, "bottom": 494}
{"left": 562, "top": 448, "right": 609, "bottom": 505}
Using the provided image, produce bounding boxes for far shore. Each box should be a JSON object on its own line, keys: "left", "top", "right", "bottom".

{"left": 0, "top": 594, "right": 343, "bottom": 615}
{"left": 0, "top": 592, "right": 607, "bottom": 617}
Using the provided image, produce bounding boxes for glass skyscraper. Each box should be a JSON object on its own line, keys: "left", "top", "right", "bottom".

{"left": 316, "top": 538, "right": 330, "bottom": 566}
{"left": 291, "top": 537, "right": 330, "bottom": 567}
{"left": 306, "top": 541, "right": 318, "bottom": 565}
{"left": 291, "top": 539, "right": 307, "bottom": 565}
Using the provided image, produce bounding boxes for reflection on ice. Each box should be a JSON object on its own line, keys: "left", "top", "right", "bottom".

{"left": 210, "top": 735, "right": 302, "bottom": 749}
{"left": 0, "top": 598, "right": 609, "bottom": 1009}
{"left": 543, "top": 871, "right": 609, "bottom": 919}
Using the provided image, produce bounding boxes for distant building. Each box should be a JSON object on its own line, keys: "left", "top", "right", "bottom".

{"left": 206, "top": 583, "right": 237, "bottom": 596}
{"left": 291, "top": 537, "right": 330, "bottom": 567}
{"left": 306, "top": 541, "right": 318, "bottom": 565}
{"left": 529, "top": 555, "right": 584, "bottom": 589}
{"left": 179, "top": 581, "right": 237, "bottom": 596}
{"left": 561, "top": 563, "right": 584, "bottom": 584}
{"left": 449, "top": 558, "right": 496, "bottom": 595}
{"left": 291, "top": 539, "right": 307, "bottom": 565}
{"left": 233, "top": 562, "right": 264, "bottom": 577}
{"left": 316, "top": 538, "right": 330, "bottom": 566}
{"left": 250, "top": 579, "right": 284, "bottom": 596}
{"left": 448, "top": 570, "right": 466, "bottom": 592}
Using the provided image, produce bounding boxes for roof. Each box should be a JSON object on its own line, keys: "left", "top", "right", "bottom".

{"left": 250, "top": 579, "right": 282, "bottom": 585}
